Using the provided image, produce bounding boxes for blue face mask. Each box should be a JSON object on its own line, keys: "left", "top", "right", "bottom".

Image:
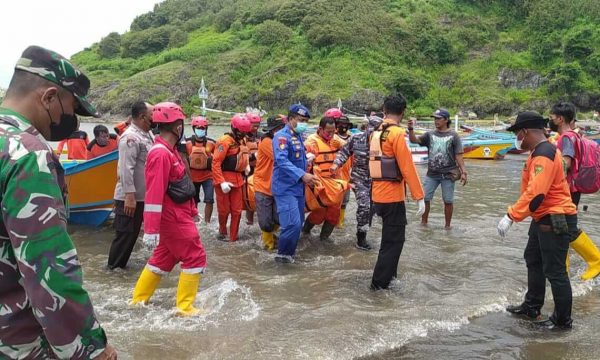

{"left": 295, "top": 122, "right": 308, "bottom": 134}
{"left": 194, "top": 128, "right": 206, "bottom": 138}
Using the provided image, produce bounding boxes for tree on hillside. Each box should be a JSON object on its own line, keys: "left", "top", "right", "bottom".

{"left": 98, "top": 32, "right": 121, "bottom": 58}
{"left": 253, "top": 20, "right": 293, "bottom": 45}
{"left": 121, "top": 26, "right": 172, "bottom": 58}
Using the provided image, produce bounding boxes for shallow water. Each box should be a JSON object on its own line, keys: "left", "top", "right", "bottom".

{"left": 68, "top": 131, "right": 600, "bottom": 359}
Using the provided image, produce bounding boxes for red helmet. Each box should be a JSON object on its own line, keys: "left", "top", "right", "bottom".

{"left": 324, "top": 108, "right": 344, "bottom": 119}
{"left": 191, "top": 116, "right": 208, "bottom": 127}
{"left": 231, "top": 113, "right": 252, "bottom": 133}
{"left": 152, "top": 102, "right": 185, "bottom": 123}
{"left": 246, "top": 112, "right": 262, "bottom": 124}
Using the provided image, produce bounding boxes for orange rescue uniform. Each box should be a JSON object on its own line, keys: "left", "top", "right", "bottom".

{"left": 507, "top": 141, "right": 577, "bottom": 222}
{"left": 86, "top": 135, "right": 118, "bottom": 159}
{"left": 254, "top": 136, "right": 275, "bottom": 196}
{"left": 371, "top": 119, "right": 424, "bottom": 203}
{"left": 56, "top": 130, "right": 89, "bottom": 160}
{"left": 186, "top": 137, "right": 215, "bottom": 183}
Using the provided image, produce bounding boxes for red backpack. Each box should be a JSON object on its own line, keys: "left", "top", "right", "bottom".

{"left": 562, "top": 131, "right": 600, "bottom": 194}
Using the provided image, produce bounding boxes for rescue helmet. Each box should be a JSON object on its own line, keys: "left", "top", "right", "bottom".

{"left": 152, "top": 102, "right": 186, "bottom": 123}
{"left": 231, "top": 113, "right": 253, "bottom": 133}
{"left": 246, "top": 112, "right": 262, "bottom": 124}
{"left": 191, "top": 116, "right": 208, "bottom": 127}
{"left": 324, "top": 108, "right": 344, "bottom": 119}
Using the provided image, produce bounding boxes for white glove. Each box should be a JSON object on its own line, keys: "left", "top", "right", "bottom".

{"left": 497, "top": 214, "right": 513, "bottom": 238}
{"left": 142, "top": 233, "right": 159, "bottom": 250}
{"left": 245, "top": 165, "right": 251, "bottom": 176}
{"left": 415, "top": 199, "right": 426, "bottom": 217}
{"left": 306, "top": 153, "right": 316, "bottom": 163}
{"left": 220, "top": 182, "right": 233, "bottom": 194}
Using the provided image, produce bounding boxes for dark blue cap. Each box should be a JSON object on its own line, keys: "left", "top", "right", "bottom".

{"left": 289, "top": 104, "right": 311, "bottom": 118}
{"left": 432, "top": 108, "right": 450, "bottom": 119}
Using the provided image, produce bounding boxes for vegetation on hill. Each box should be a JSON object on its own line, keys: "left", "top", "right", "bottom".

{"left": 72, "top": 0, "right": 600, "bottom": 119}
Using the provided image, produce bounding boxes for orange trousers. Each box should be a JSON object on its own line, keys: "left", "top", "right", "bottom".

{"left": 306, "top": 205, "right": 340, "bottom": 227}
{"left": 215, "top": 185, "right": 243, "bottom": 241}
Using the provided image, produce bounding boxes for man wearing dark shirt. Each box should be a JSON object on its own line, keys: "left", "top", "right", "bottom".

{"left": 408, "top": 108, "right": 467, "bottom": 229}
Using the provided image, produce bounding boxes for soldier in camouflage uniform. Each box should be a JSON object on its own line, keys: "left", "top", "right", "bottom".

{"left": 0, "top": 46, "right": 116, "bottom": 359}
{"left": 331, "top": 116, "right": 383, "bottom": 251}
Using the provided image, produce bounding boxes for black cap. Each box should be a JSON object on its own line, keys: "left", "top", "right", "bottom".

{"left": 507, "top": 111, "right": 548, "bottom": 132}
{"left": 263, "top": 115, "right": 286, "bottom": 132}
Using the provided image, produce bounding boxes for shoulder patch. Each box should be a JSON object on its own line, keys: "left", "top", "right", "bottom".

{"left": 218, "top": 144, "right": 224, "bottom": 152}
{"left": 534, "top": 165, "right": 543, "bottom": 176}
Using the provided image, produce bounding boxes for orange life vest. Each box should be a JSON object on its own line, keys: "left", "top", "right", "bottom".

{"left": 304, "top": 177, "right": 350, "bottom": 212}
{"left": 188, "top": 138, "right": 214, "bottom": 170}
{"left": 221, "top": 134, "right": 250, "bottom": 173}
{"left": 312, "top": 136, "right": 339, "bottom": 177}
{"left": 369, "top": 124, "right": 403, "bottom": 182}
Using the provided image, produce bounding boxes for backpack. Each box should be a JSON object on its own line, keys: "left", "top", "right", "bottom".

{"left": 563, "top": 131, "right": 600, "bottom": 194}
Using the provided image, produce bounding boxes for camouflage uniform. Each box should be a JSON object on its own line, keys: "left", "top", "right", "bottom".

{"left": 333, "top": 117, "right": 382, "bottom": 237}
{"left": 0, "top": 46, "right": 107, "bottom": 359}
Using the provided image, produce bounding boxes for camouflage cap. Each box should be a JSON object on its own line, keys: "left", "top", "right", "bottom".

{"left": 15, "top": 45, "right": 99, "bottom": 117}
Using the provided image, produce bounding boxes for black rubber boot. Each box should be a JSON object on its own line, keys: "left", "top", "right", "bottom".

{"left": 319, "top": 222, "right": 336, "bottom": 241}
{"left": 355, "top": 231, "right": 372, "bottom": 251}
{"left": 506, "top": 303, "right": 541, "bottom": 320}
{"left": 302, "top": 221, "right": 315, "bottom": 234}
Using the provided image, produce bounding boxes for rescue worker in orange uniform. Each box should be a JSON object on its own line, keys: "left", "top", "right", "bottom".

{"left": 244, "top": 112, "right": 262, "bottom": 225}
{"left": 56, "top": 129, "right": 89, "bottom": 159}
{"left": 369, "top": 95, "right": 425, "bottom": 290}
{"left": 186, "top": 116, "right": 215, "bottom": 224}
{"left": 499, "top": 111, "right": 578, "bottom": 330}
{"left": 131, "top": 102, "right": 206, "bottom": 316}
{"left": 86, "top": 124, "right": 118, "bottom": 159}
{"left": 254, "top": 115, "right": 286, "bottom": 251}
{"left": 212, "top": 114, "right": 252, "bottom": 241}
{"left": 302, "top": 116, "right": 344, "bottom": 241}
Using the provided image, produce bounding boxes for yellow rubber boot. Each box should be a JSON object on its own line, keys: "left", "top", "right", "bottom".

{"left": 262, "top": 231, "right": 275, "bottom": 252}
{"left": 176, "top": 272, "right": 202, "bottom": 316}
{"left": 570, "top": 231, "right": 600, "bottom": 280}
{"left": 131, "top": 267, "right": 161, "bottom": 305}
{"left": 337, "top": 209, "right": 346, "bottom": 228}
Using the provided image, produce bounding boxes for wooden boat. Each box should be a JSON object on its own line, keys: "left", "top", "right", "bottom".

{"left": 462, "top": 139, "right": 513, "bottom": 159}
{"left": 61, "top": 150, "right": 118, "bottom": 226}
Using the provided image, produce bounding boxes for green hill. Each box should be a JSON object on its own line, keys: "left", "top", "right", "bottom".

{"left": 72, "top": 0, "right": 600, "bottom": 119}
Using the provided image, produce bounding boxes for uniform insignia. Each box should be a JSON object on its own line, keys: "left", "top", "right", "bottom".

{"left": 218, "top": 145, "right": 224, "bottom": 152}
{"left": 534, "top": 165, "right": 543, "bottom": 175}
{"left": 278, "top": 137, "right": 287, "bottom": 150}
{"left": 126, "top": 137, "right": 137, "bottom": 147}
{"left": 295, "top": 152, "right": 300, "bottom": 158}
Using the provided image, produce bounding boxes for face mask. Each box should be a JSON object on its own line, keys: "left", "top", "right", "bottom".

{"left": 514, "top": 130, "right": 525, "bottom": 150}
{"left": 47, "top": 95, "right": 79, "bottom": 141}
{"left": 549, "top": 121, "right": 559, "bottom": 133}
{"left": 295, "top": 122, "right": 308, "bottom": 134}
{"left": 337, "top": 126, "right": 348, "bottom": 135}
{"left": 194, "top": 128, "right": 206, "bottom": 138}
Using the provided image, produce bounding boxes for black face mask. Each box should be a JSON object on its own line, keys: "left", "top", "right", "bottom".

{"left": 337, "top": 126, "right": 348, "bottom": 134}
{"left": 46, "top": 95, "right": 79, "bottom": 141}
{"left": 549, "top": 121, "right": 559, "bottom": 133}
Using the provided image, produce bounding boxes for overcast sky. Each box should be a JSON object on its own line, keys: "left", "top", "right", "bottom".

{"left": 0, "top": 0, "right": 161, "bottom": 88}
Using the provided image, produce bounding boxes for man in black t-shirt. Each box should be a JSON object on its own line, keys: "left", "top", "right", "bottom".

{"left": 408, "top": 108, "right": 467, "bottom": 229}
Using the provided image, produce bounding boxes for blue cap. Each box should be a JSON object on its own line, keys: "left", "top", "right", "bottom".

{"left": 289, "top": 104, "right": 311, "bottom": 118}
{"left": 432, "top": 108, "right": 450, "bottom": 119}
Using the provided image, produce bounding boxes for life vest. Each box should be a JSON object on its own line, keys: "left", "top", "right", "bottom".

{"left": 114, "top": 121, "right": 130, "bottom": 136}
{"left": 312, "top": 136, "right": 339, "bottom": 177}
{"left": 221, "top": 134, "right": 250, "bottom": 173}
{"left": 243, "top": 174, "right": 257, "bottom": 211}
{"left": 368, "top": 124, "right": 403, "bottom": 182}
{"left": 188, "top": 138, "right": 213, "bottom": 171}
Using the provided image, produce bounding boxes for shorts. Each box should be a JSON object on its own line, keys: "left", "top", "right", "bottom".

{"left": 423, "top": 175, "right": 455, "bottom": 203}
{"left": 194, "top": 179, "right": 214, "bottom": 204}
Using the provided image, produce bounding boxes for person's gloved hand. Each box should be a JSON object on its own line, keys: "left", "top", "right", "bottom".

{"left": 497, "top": 214, "right": 513, "bottom": 238}
{"left": 306, "top": 153, "right": 316, "bottom": 163}
{"left": 220, "top": 182, "right": 233, "bottom": 194}
{"left": 415, "top": 199, "right": 426, "bottom": 217}
{"left": 245, "top": 165, "right": 251, "bottom": 176}
{"left": 142, "top": 233, "right": 159, "bottom": 250}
